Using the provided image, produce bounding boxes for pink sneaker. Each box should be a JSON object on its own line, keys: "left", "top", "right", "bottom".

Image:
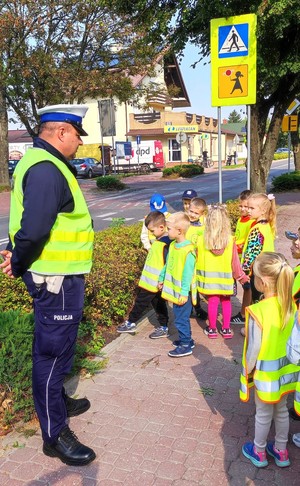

{"left": 266, "top": 441, "right": 290, "bottom": 467}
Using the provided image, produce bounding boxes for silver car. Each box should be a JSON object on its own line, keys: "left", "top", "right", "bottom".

{"left": 69, "top": 158, "right": 103, "bottom": 178}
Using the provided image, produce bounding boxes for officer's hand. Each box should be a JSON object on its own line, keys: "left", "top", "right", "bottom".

{"left": 0, "top": 250, "right": 14, "bottom": 278}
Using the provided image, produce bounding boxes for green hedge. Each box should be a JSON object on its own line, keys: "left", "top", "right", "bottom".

{"left": 271, "top": 171, "right": 300, "bottom": 191}
{"left": 96, "top": 175, "right": 126, "bottom": 190}
{"left": 162, "top": 164, "right": 204, "bottom": 178}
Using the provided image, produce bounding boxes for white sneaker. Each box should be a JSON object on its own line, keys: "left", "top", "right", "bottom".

{"left": 292, "top": 433, "right": 300, "bottom": 448}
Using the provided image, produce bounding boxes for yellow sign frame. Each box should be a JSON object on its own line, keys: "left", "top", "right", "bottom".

{"left": 211, "top": 13, "right": 257, "bottom": 107}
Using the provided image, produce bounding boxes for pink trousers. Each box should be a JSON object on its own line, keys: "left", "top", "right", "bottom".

{"left": 207, "top": 295, "right": 231, "bottom": 329}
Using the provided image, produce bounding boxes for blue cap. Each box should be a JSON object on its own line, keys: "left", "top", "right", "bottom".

{"left": 150, "top": 193, "right": 167, "bottom": 213}
{"left": 182, "top": 189, "right": 198, "bottom": 200}
{"left": 37, "top": 104, "right": 89, "bottom": 136}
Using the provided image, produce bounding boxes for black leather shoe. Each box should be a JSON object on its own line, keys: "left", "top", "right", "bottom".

{"left": 43, "top": 426, "right": 96, "bottom": 466}
{"left": 289, "top": 407, "right": 300, "bottom": 421}
{"left": 65, "top": 394, "right": 90, "bottom": 417}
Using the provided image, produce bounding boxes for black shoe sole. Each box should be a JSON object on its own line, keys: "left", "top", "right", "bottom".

{"left": 43, "top": 444, "right": 96, "bottom": 466}
{"left": 67, "top": 402, "right": 91, "bottom": 417}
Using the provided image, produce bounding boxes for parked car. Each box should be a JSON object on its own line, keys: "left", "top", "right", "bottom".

{"left": 275, "top": 148, "right": 289, "bottom": 153}
{"left": 69, "top": 158, "right": 103, "bottom": 178}
{"left": 8, "top": 159, "right": 20, "bottom": 177}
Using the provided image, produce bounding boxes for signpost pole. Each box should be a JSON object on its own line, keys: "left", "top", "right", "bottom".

{"left": 137, "top": 135, "right": 141, "bottom": 171}
{"left": 218, "top": 107, "right": 222, "bottom": 203}
{"left": 288, "top": 131, "right": 291, "bottom": 174}
{"left": 247, "top": 105, "right": 251, "bottom": 190}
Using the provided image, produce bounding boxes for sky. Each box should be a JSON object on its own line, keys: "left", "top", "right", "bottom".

{"left": 176, "top": 43, "right": 245, "bottom": 121}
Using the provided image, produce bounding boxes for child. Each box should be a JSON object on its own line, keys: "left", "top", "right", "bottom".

{"left": 196, "top": 204, "right": 249, "bottom": 339}
{"left": 140, "top": 193, "right": 170, "bottom": 251}
{"left": 159, "top": 212, "right": 196, "bottom": 357}
{"left": 186, "top": 197, "right": 208, "bottom": 320}
{"left": 117, "top": 211, "right": 171, "bottom": 339}
{"left": 181, "top": 189, "right": 198, "bottom": 214}
{"left": 231, "top": 189, "right": 254, "bottom": 325}
{"left": 285, "top": 228, "right": 300, "bottom": 427}
{"left": 241, "top": 193, "right": 276, "bottom": 303}
{"left": 240, "top": 252, "right": 297, "bottom": 468}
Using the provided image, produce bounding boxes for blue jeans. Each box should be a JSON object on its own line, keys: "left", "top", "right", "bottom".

{"left": 173, "top": 295, "right": 192, "bottom": 345}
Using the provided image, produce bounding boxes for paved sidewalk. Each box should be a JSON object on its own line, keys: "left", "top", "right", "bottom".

{"left": 0, "top": 192, "right": 299, "bottom": 485}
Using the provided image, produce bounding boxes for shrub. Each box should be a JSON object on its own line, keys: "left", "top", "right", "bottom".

{"left": 273, "top": 153, "right": 289, "bottom": 160}
{"left": 225, "top": 200, "right": 240, "bottom": 231}
{"left": 271, "top": 171, "right": 300, "bottom": 192}
{"left": 96, "top": 175, "right": 126, "bottom": 190}
{"left": 162, "top": 164, "right": 204, "bottom": 178}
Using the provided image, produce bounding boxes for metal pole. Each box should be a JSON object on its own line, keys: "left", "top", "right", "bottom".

{"left": 218, "top": 106, "right": 222, "bottom": 203}
{"left": 287, "top": 131, "right": 291, "bottom": 173}
{"left": 247, "top": 105, "right": 251, "bottom": 190}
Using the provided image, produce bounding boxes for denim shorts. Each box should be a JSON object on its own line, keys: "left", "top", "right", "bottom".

{"left": 242, "top": 281, "right": 251, "bottom": 290}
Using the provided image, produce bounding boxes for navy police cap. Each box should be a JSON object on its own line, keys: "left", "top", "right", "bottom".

{"left": 37, "top": 104, "right": 89, "bottom": 136}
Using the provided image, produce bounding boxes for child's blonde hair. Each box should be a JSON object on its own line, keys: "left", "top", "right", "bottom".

{"left": 253, "top": 252, "right": 294, "bottom": 327}
{"left": 204, "top": 204, "right": 232, "bottom": 250}
{"left": 190, "top": 197, "right": 207, "bottom": 212}
{"left": 249, "top": 193, "right": 277, "bottom": 237}
{"left": 167, "top": 211, "right": 190, "bottom": 234}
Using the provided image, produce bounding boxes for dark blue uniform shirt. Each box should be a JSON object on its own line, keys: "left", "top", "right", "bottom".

{"left": 9, "top": 138, "right": 77, "bottom": 277}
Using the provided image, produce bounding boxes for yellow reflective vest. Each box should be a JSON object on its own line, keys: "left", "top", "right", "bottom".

{"left": 235, "top": 217, "right": 254, "bottom": 260}
{"left": 161, "top": 241, "right": 196, "bottom": 305}
{"left": 9, "top": 148, "right": 94, "bottom": 275}
{"left": 293, "top": 264, "right": 300, "bottom": 303}
{"left": 139, "top": 239, "right": 167, "bottom": 293}
{"left": 186, "top": 223, "right": 205, "bottom": 247}
{"left": 196, "top": 235, "right": 234, "bottom": 295}
{"left": 292, "top": 264, "right": 300, "bottom": 415}
{"left": 240, "top": 296, "right": 298, "bottom": 403}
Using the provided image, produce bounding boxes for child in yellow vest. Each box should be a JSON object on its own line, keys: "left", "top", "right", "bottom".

{"left": 285, "top": 228, "right": 300, "bottom": 445}
{"left": 186, "top": 197, "right": 208, "bottom": 320}
{"left": 241, "top": 252, "right": 297, "bottom": 468}
{"left": 231, "top": 189, "right": 254, "bottom": 325}
{"left": 181, "top": 189, "right": 198, "bottom": 214}
{"left": 159, "top": 212, "right": 196, "bottom": 357}
{"left": 140, "top": 193, "right": 170, "bottom": 251}
{"left": 117, "top": 211, "right": 171, "bottom": 339}
{"left": 240, "top": 193, "right": 277, "bottom": 336}
{"left": 197, "top": 204, "right": 249, "bottom": 339}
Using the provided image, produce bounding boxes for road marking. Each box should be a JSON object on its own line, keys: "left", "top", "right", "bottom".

{"left": 95, "top": 212, "right": 117, "bottom": 218}
{"left": 102, "top": 217, "right": 135, "bottom": 221}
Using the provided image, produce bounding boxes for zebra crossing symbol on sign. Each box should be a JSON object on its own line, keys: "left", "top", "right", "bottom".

{"left": 218, "top": 24, "right": 248, "bottom": 58}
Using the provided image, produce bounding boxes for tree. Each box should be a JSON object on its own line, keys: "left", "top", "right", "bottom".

{"left": 115, "top": 0, "right": 300, "bottom": 191}
{"left": 227, "top": 110, "right": 242, "bottom": 124}
{"left": 0, "top": 1, "right": 163, "bottom": 186}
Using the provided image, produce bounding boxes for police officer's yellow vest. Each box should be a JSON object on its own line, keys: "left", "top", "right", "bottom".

{"left": 186, "top": 223, "right": 205, "bottom": 247}
{"left": 241, "top": 222, "right": 274, "bottom": 265}
{"left": 235, "top": 217, "right": 254, "bottom": 259}
{"left": 9, "top": 148, "right": 94, "bottom": 275}
{"left": 240, "top": 296, "right": 298, "bottom": 403}
{"left": 196, "top": 235, "right": 234, "bottom": 295}
{"left": 139, "top": 239, "right": 167, "bottom": 293}
{"left": 161, "top": 241, "right": 196, "bottom": 305}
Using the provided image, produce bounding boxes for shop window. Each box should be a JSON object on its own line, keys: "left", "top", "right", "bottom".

{"left": 168, "top": 139, "right": 181, "bottom": 162}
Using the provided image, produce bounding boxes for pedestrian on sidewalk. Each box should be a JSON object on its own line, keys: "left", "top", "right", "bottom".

{"left": 196, "top": 204, "right": 248, "bottom": 339}
{"left": 159, "top": 212, "right": 196, "bottom": 357}
{"left": 240, "top": 193, "right": 277, "bottom": 335}
{"left": 140, "top": 193, "right": 171, "bottom": 251}
{"left": 286, "top": 227, "right": 300, "bottom": 439}
{"left": 0, "top": 104, "right": 96, "bottom": 466}
{"left": 241, "top": 252, "right": 297, "bottom": 468}
{"left": 186, "top": 197, "right": 208, "bottom": 321}
{"left": 117, "top": 211, "right": 171, "bottom": 338}
{"left": 231, "top": 189, "right": 254, "bottom": 325}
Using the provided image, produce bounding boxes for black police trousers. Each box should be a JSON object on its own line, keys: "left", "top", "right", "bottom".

{"left": 22, "top": 272, "right": 85, "bottom": 444}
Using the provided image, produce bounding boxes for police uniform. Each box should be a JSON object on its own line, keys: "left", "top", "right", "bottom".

{"left": 8, "top": 105, "right": 96, "bottom": 465}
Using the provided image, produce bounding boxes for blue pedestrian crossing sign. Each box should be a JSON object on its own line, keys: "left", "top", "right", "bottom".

{"left": 218, "top": 24, "right": 248, "bottom": 58}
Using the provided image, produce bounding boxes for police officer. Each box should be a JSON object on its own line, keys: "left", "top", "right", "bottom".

{"left": 0, "top": 105, "right": 96, "bottom": 466}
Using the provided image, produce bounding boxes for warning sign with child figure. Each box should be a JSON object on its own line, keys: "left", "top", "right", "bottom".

{"left": 211, "top": 14, "right": 256, "bottom": 106}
